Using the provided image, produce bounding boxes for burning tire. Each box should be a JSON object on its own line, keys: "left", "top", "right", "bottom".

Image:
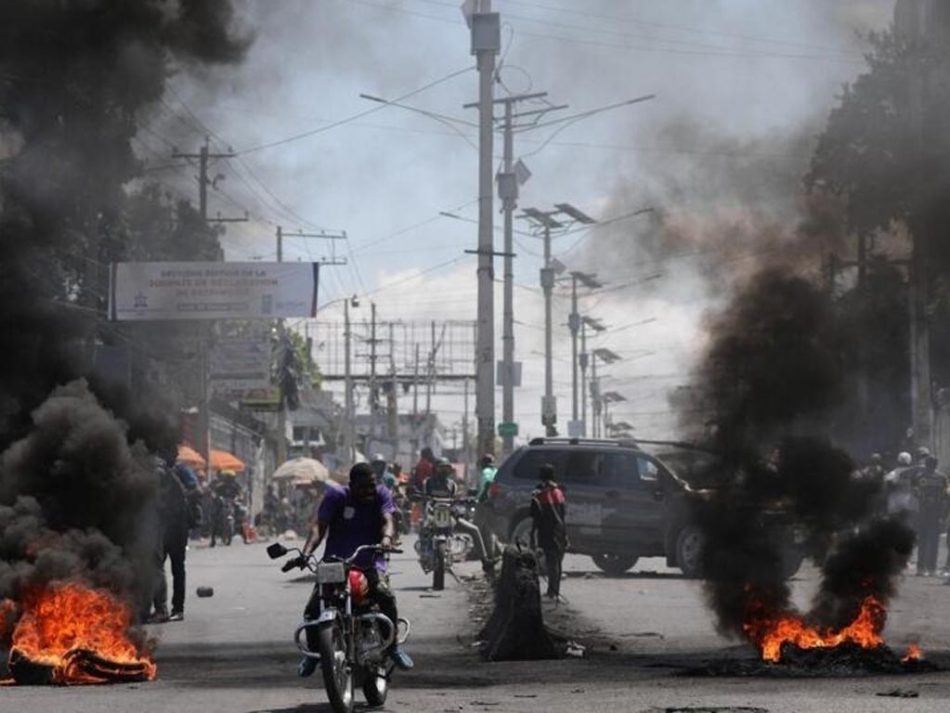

{"left": 675, "top": 524, "right": 706, "bottom": 578}
{"left": 317, "top": 622, "right": 354, "bottom": 713}
{"left": 591, "top": 553, "right": 638, "bottom": 576}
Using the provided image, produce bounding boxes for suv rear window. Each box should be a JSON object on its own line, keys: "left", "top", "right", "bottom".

{"left": 512, "top": 449, "right": 565, "bottom": 480}
{"left": 511, "top": 447, "right": 648, "bottom": 487}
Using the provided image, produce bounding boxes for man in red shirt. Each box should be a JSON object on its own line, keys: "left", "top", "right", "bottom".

{"left": 530, "top": 463, "right": 567, "bottom": 600}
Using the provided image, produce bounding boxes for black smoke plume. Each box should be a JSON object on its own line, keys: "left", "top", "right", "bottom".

{"left": 689, "top": 269, "right": 914, "bottom": 646}
{"left": 0, "top": 0, "right": 250, "bottom": 655}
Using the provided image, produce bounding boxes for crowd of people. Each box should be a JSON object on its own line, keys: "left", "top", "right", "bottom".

{"left": 857, "top": 447, "right": 950, "bottom": 578}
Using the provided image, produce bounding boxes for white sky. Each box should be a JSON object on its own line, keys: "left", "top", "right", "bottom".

{"left": 140, "top": 0, "right": 895, "bottom": 444}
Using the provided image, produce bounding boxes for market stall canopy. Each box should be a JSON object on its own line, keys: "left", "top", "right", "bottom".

{"left": 177, "top": 444, "right": 205, "bottom": 469}
{"left": 272, "top": 457, "right": 330, "bottom": 483}
{"left": 210, "top": 449, "right": 246, "bottom": 473}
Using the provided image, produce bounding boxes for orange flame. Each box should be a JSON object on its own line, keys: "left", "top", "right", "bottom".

{"left": 7, "top": 582, "right": 156, "bottom": 685}
{"left": 902, "top": 644, "right": 923, "bottom": 663}
{"left": 744, "top": 596, "right": 886, "bottom": 663}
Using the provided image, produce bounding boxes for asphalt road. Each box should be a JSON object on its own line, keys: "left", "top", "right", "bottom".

{"left": 5, "top": 535, "right": 950, "bottom": 713}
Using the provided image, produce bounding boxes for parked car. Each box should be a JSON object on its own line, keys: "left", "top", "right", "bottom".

{"left": 480, "top": 437, "right": 804, "bottom": 578}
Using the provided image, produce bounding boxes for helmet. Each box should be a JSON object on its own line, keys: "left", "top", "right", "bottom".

{"left": 897, "top": 452, "right": 913, "bottom": 466}
{"left": 916, "top": 447, "right": 931, "bottom": 460}
{"left": 372, "top": 453, "right": 386, "bottom": 463}
{"left": 480, "top": 453, "right": 495, "bottom": 466}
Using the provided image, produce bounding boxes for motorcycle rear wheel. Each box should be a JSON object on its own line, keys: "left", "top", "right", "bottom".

{"left": 433, "top": 540, "right": 446, "bottom": 591}
{"left": 317, "top": 622, "right": 354, "bottom": 713}
{"left": 361, "top": 665, "right": 389, "bottom": 706}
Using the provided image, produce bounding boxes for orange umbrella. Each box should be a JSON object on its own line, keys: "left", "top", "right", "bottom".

{"left": 177, "top": 444, "right": 206, "bottom": 469}
{"left": 210, "top": 449, "right": 246, "bottom": 473}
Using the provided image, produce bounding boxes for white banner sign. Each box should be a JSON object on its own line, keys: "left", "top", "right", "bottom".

{"left": 109, "top": 262, "right": 319, "bottom": 321}
{"left": 210, "top": 329, "right": 272, "bottom": 398}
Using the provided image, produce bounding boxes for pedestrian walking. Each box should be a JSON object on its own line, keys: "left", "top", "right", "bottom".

{"left": 151, "top": 451, "right": 191, "bottom": 622}
{"left": 530, "top": 463, "right": 567, "bottom": 601}
{"left": 915, "top": 455, "right": 948, "bottom": 577}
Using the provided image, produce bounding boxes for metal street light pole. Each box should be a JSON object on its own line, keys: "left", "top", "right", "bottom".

{"left": 501, "top": 99, "right": 515, "bottom": 456}
{"left": 470, "top": 0, "right": 500, "bottom": 459}
{"left": 543, "top": 224, "right": 556, "bottom": 437}
{"left": 570, "top": 274, "right": 580, "bottom": 427}
{"left": 343, "top": 299, "right": 354, "bottom": 469}
{"left": 580, "top": 320, "right": 587, "bottom": 436}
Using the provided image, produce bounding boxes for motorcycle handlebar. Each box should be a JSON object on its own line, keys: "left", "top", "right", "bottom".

{"left": 281, "top": 555, "right": 306, "bottom": 572}
{"left": 278, "top": 544, "right": 402, "bottom": 572}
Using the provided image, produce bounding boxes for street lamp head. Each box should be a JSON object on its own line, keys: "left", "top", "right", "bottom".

{"left": 593, "top": 347, "right": 621, "bottom": 363}
{"left": 571, "top": 270, "right": 603, "bottom": 290}
{"left": 520, "top": 207, "right": 563, "bottom": 229}
{"left": 350, "top": 295, "right": 360, "bottom": 308}
{"left": 555, "top": 203, "right": 596, "bottom": 224}
{"left": 582, "top": 316, "right": 606, "bottom": 332}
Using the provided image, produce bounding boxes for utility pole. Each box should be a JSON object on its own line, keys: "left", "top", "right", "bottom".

{"left": 542, "top": 224, "right": 555, "bottom": 437}
{"left": 469, "top": 0, "right": 500, "bottom": 460}
{"left": 172, "top": 137, "right": 240, "bottom": 223}
{"left": 580, "top": 320, "right": 588, "bottom": 436}
{"left": 500, "top": 97, "right": 516, "bottom": 457}
{"left": 369, "top": 302, "right": 379, "bottom": 454}
{"left": 493, "top": 90, "right": 561, "bottom": 456}
{"left": 172, "top": 137, "right": 240, "bottom": 468}
{"left": 276, "top": 227, "right": 348, "bottom": 265}
{"left": 590, "top": 355, "right": 599, "bottom": 438}
{"left": 570, "top": 274, "right": 580, "bottom": 427}
{"left": 462, "top": 378, "right": 471, "bottom": 467}
{"left": 521, "top": 204, "right": 595, "bottom": 437}
{"left": 343, "top": 299, "right": 355, "bottom": 469}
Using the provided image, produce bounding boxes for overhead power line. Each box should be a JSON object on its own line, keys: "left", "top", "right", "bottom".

{"left": 237, "top": 66, "right": 474, "bottom": 155}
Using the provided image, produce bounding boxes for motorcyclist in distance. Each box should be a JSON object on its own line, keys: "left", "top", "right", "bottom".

{"left": 424, "top": 457, "right": 458, "bottom": 499}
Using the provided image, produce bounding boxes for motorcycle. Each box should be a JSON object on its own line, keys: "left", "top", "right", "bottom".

{"left": 209, "top": 494, "right": 234, "bottom": 547}
{"left": 267, "top": 542, "right": 410, "bottom": 713}
{"left": 414, "top": 496, "right": 482, "bottom": 590}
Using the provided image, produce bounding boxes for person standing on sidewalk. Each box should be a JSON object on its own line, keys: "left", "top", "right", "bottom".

{"left": 530, "top": 463, "right": 567, "bottom": 601}
{"left": 915, "top": 455, "right": 948, "bottom": 576}
{"left": 151, "top": 451, "right": 190, "bottom": 622}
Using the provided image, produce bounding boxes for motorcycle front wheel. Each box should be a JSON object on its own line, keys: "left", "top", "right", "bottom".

{"left": 361, "top": 665, "right": 389, "bottom": 707}
{"left": 317, "top": 621, "right": 354, "bottom": 713}
{"left": 433, "top": 539, "right": 446, "bottom": 591}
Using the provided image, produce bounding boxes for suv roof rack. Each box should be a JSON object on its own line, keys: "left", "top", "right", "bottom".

{"left": 527, "top": 437, "right": 641, "bottom": 448}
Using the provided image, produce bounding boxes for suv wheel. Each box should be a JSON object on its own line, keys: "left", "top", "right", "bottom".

{"left": 675, "top": 524, "right": 705, "bottom": 578}
{"left": 591, "top": 553, "right": 638, "bottom": 576}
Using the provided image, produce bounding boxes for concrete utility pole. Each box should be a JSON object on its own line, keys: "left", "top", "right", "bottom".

{"left": 469, "top": 0, "right": 500, "bottom": 460}
{"left": 501, "top": 98, "right": 516, "bottom": 457}
{"left": 542, "top": 224, "right": 555, "bottom": 437}
{"left": 494, "top": 90, "right": 559, "bottom": 456}
{"left": 343, "top": 299, "right": 355, "bottom": 469}
{"left": 172, "top": 137, "right": 239, "bottom": 468}
{"left": 369, "top": 301, "right": 379, "bottom": 454}
{"left": 570, "top": 275, "right": 580, "bottom": 426}
{"left": 580, "top": 320, "right": 588, "bottom": 434}
{"left": 590, "top": 355, "right": 599, "bottom": 438}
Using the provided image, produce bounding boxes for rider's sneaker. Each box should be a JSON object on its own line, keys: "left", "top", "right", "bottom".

{"left": 389, "top": 646, "right": 414, "bottom": 671}
{"left": 298, "top": 655, "right": 318, "bottom": 677}
{"left": 168, "top": 610, "right": 184, "bottom": 622}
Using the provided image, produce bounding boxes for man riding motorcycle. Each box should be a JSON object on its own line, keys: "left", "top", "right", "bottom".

{"left": 298, "top": 462, "right": 414, "bottom": 676}
{"left": 424, "top": 457, "right": 458, "bottom": 498}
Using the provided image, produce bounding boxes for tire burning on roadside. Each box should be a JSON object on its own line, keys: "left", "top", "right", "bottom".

{"left": 681, "top": 269, "right": 919, "bottom": 669}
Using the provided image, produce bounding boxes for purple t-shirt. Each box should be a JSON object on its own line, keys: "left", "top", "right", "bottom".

{"left": 316, "top": 483, "right": 396, "bottom": 571}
